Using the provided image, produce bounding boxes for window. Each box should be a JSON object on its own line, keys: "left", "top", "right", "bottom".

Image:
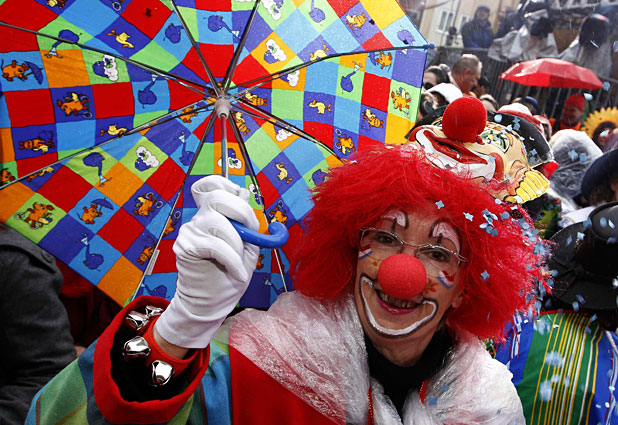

{"left": 438, "top": 10, "right": 455, "bottom": 31}
{"left": 459, "top": 15, "right": 470, "bottom": 33}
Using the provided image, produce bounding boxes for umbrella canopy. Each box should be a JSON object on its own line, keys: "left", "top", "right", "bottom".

{"left": 0, "top": 0, "right": 428, "bottom": 307}
{"left": 499, "top": 58, "right": 603, "bottom": 90}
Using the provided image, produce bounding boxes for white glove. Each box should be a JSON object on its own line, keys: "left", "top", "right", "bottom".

{"left": 155, "top": 175, "right": 260, "bottom": 349}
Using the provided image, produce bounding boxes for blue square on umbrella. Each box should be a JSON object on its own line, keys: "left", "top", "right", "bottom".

{"left": 155, "top": 17, "right": 194, "bottom": 62}
{"left": 69, "top": 234, "right": 121, "bottom": 281}
{"left": 340, "top": 3, "right": 380, "bottom": 45}
{"left": 11, "top": 124, "right": 58, "bottom": 161}
{"left": 197, "top": 11, "right": 236, "bottom": 45}
{"left": 124, "top": 183, "right": 165, "bottom": 227}
{"left": 262, "top": 154, "right": 302, "bottom": 196}
{"left": 104, "top": 131, "right": 143, "bottom": 161}
{"left": 334, "top": 96, "right": 361, "bottom": 132}
{"left": 283, "top": 138, "right": 328, "bottom": 176}
{"left": 39, "top": 214, "right": 92, "bottom": 266}
{"left": 391, "top": 49, "right": 426, "bottom": 87}
{"left": 265, "top": 197, "right": 295, "bottom": 228}
{"left": 304, "top": 60, "right": 339, "bottom": 94}
{"left": 382, "top": 16, "right": 426, "bottom": 48}
{"left": 0, "top": 52, "right": 47, "bottom": 92}
{"left": 281, "top": 179, "right": 313, "bottom": 221}
{"left": 132, "top": 78, "right": 170, "bottom": 113}
{"left": 126, "top": 229, "right": 159, "bottom": 270}
{"left": 274, "top": 9, "right": 318, "bottom": 53}
{"left": 56, "top": 120, "right": 97, "bottom": 152}
{"left": 298, "top": 36, "right": 334, "bottom": 64}
{"left": 242, "top": 12, "right": 271, "bottom": 53}
{"left": 303, "top": 92, "right": 336, "bottom": 125}
{"left": 144, "top": 119, "right": 186, "bottom": 156}
{"left": 52, "top": 87, "right": 95, "bottom": 123}
{"left": 97, "top": 19, "right": 151, "bottom": 56}
{"left": 321, "top": 19, "right": 359, "bottom": 52}
{"left": 139, "top": 273, "right": 176, "bottom": 300}
{"left": 145, "top": 203, "right": 172, "bottom": 239}
{"left": 68, "top": 188, "right": 117, "bottom": 234}
{"left": 62, "top": 0, "right": 118, "bottom": 35}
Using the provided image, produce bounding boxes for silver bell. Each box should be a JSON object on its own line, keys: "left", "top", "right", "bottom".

{"left": 145, "top": 305, "right": 164, "bottom": 318}
{"left": 123, "top": 311, "right": 150, "bottom": 332}
{"left": 150, "top": 360, "right": 174, "bottom": 387}
{"left": 122, "top": 336, "right": 150, "bottom": 361}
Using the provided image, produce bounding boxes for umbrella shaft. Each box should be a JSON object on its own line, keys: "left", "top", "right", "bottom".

{"left": 221, "top": 115, "right": 229, "bottom": 179}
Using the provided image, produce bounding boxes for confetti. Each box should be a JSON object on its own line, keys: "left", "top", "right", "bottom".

{"left": 577, "top": 232, "right": 585, "bottom": 241}
{"left": 575, "top": 294, "right": 585, "bottom": 305}
{"left": 428, "top": 397, "right": 437, "bottom": 406}
{"left": 608, "top": 237, "right": 617, "bottom": 244}
{"left": 600, "top": 217, "right": 608, "bottom": 227}
{"left": 572, "top": 301, "right": 579, "bottom": 311}
{"left": 464, "top": 212, "right": 474, "bottom": 221}
{"left": 539, "top": 381, "right": 553, "bottom": 401}
{"left": 513, "top": 117, "right": 521, "bottom": 131}
{"left": 579, "top": 153, "right": 587, "bottom": 163}
{"left": 568, "top": 149, "right": 579, "bottom": 162}
{"left": 609, "top": 219, "right": 615, "bottom": 229}
{"left": 583, "top": 93, "right": 593, "bottom": 101}
{"left": 481, "top": 270, "right": 490, "bottom": 280}
{"left": 435, "top": 200, "right": 444, "bottom": 210}
{"left": 495, "top": 114, "right": 502, "bottom": 123}
{"left": 500, "top": 212, "right": 510, "bottom": 220}
{"left": 584, "top": 218, "right": 592, "bottom": 229}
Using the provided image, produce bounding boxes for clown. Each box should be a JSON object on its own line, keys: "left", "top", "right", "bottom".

{"left": 29, "top": 145, "right": 545, "bottom": 425}
{"left": 408, "top": 97, "right": 553, "bottom": 204}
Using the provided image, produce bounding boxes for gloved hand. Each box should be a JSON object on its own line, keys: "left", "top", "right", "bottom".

{"left": 155, "top": 175, "right": 260, "bottom": 349}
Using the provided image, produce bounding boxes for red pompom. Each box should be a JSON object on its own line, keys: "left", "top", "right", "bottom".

{"left": 442, "top": 97, "right": 487, "bottom": 144}
{"left": 377, "top": 254, "right": 427, "bottom": 300}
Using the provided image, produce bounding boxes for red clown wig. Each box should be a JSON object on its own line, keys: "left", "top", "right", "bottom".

{"left": 290, "top": 144, "right": 544, "bottom": 341}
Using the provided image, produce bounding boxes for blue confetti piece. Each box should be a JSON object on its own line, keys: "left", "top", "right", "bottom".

{"left": 500, "top": 212, "right": 510, "bottom": 220}
{"left": 600, "top": 217, "right": 608, "bottom": 227}
{"left": 513, "top": 117, "right": 521, "bottom": 131}
{"left": 544, "top": 351, "right": 565, "bottom": 367}
{"left": 443, "top": 385, "right": 450, "bottom": 391}
{"left": 573, "top": 301, "right": 579, "bottom": 311}
{"left": 494, "top": 198, "right": 502, "bottom": 204}
{"left": 577, "top": 232, "right": 585, "bottom": 241}
{"left": 609, "top": 219, "right": 615, "bottom": 229}
{"left": 568, "top": 150, "right": 579, "bottom": 162}
{"left": 584, "top": 218, "right": 592, "bottom": 229}
{"left": 579, "top": 153, "right": 587, "bottom": 163}
{"left": 464, "top": 212, "right": 474, "bottom": 221}
{"left": 566, "top": 235, "right": 573, "bottom": 245}
{"left": 576, "top": 294, "right": 585, "bottom": 304}
{"left": 539, "top": 381, "right": 553, "bottom": 401}
{"left": 428, "top": 397, "right": 437, "bottom": 406}
{"left": 608, "top": 237, "right": 617, "bottom": 244}
{"left": 583, "top": 93, "right": 593, "bottom": 101}
{"left": 530, "top": 148, "right": 537, "bottom": 156}
{"left": 495, "top": 114, "right": 502, "bottom": 123}
{"left": 604, "top": 81, "right": 611, "bottom": 91}
{"left": 435, "top": 200, "right": 444, "bottom": 209}
{"left": 481, "top": 270, "right": 490, "bottom": 280}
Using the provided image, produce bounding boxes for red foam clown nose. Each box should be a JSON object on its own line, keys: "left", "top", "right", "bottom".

{"left": 377, "top": 254, "right": 427, "bottom": 300}
{"left": 442, "top": 97, "right": 487, "bottom": 144}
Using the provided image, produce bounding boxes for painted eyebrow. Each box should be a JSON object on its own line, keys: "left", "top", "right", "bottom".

{"left": 429, "top": 219, "right": 461, "bottom": 253}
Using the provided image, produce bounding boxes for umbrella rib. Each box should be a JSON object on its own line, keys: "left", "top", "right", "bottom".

{"left": 0, "top": 21, "right": 208, "bottom": 95}
{"left": 169, "top": 0, "right": 222, "bottom": 97}
{"left": 229, "top": 44, "right": 431, "bottom": 92}
{"left": 227, "top": 115, "right": 289, "bottom": 292}
{"left": 234, "top": 100, "right": 339, "bottom": 158}
{"left": 221, "top": 0, "right": 261, "bottom": 94}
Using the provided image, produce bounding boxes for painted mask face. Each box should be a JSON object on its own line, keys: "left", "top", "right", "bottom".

{"left": 354, "top": 209, "right": 465, "bottom": 367}
{"left": 408, "top": 115, "right": 550, "bottom": 203}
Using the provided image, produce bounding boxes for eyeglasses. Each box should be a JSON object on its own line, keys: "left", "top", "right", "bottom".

{"left": 359, "top": 228, "right": 467, "bottom": 278}
{"left": 423, "top": 82, "right": 434, "bottom": 90}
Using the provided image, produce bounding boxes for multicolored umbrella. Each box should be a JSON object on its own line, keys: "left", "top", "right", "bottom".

{"left": 0, "top": 0, "right": 429, "bottom": 307}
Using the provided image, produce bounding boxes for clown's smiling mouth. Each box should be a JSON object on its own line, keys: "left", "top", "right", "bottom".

{"left": 360, "top": 275, "right": 437, "bottom": 337}
{"left": 429, "top": 135, "right": 485, "bottom": 165}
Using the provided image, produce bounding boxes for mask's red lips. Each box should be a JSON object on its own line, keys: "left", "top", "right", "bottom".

{"left": 427, "top": 133, "right": 486, "bottom": 165}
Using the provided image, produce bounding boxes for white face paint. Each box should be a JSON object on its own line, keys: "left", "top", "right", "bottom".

{"left": 381, "top": 209, "right": 407, "bottom": 227}
{"left": 432, "top": 220, "right": 461, "bottom": 254}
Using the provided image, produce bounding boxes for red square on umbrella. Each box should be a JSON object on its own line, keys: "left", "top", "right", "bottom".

{"left": 358, "top": 135, "right": 383, "bottom": 151}
{"left": 167, "top": 80, "right": 205, "bottom": 112}
{"left": 150, "top": 239, "right": 177, "bottom": 273}
{"left": 0, "top": 0, "right": 56, "bottom": 32}
{"left": 0, "top": 25, "right": 39, "bottom": 53}
{"left": 16, "top": 153, "right": 58, "bottom": 178}
{"left": 329, "top": 0, "right": 359, "bottom": 15}
{"left": 197, "top": 0, "right": 231, "bottom": 11}
{"left": 99, "top": 208, "right": 144, "bottom": 253}
{"left": 91, "top": 83, "right": 135, "bottom": 119}
{"left": 303, "top": 121, "right": 333, "bottom": 147}
{"left": 256, "top": 172, "right": 279, "bottom": 206}
{"left": 122, "top": 0, "right": 172, "bottom": 38}
{"left": 363, "top": 32, "right": 391, "bottom": 51}
{"left": 38, "top": 166, "right": 91, "bottom": 212}
{"left": 361, "top": 73, "right": 390, "bottom": 111}
{"left": 146, "top": 159, "right": 184, "bottom": 202}
{"left": 233, "top": 54, "right": 269, "bottom": 87}
{"left": 5, "top": 89, "right": 55, "bottom": 127}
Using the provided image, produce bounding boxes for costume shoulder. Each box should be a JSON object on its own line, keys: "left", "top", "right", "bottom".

{"left": 26, "top": 296, "right": 232, "bottom": 425}
{"left": 405, "top": 335, "right": 525, "bottom": 424}
{"left": 495, "top": 311, "right": 618, "bottom": 425}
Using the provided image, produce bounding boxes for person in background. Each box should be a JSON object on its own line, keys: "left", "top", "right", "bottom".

{"left": 559, "top": 13, "right": 612, "bottom": 79}
{"left": 495, "top": 201, "right": 618, "bottom": 425}
{"left": 427, "top": 83, "right": 463, "bottom": 107}
{"left": 514, "top": 95, "right": 539, "bottom": 115}
{"left": 472, "top": 75, "right": 490, "bottom": 98}
{"left": 582, "top": 106, "right": 618, "bottom": 152}
{"left": 422, "top": 65, "right": 450, "bottom": 90}
{"left": 479, "top": 93, "right": 500, "bottom": 112}
{"left": 549, "top": 93, "right": 587, "bottom": 133}
{"left": 0, "top": 224, "right": 75, "bottom": 424}
{"left": 461, "top": 5, "right": 494, "bottom": 48}
{"left": 580, "top": 148, "right": 618, "bottom": 208}
{"left": 417, "top": 89, "right": 438, "bottom": 121}
{"left": 449, "top": 54, "right": 482, "bottom": 97}
{"left": 547, "top": 129, "right": 602, "bottom": 228}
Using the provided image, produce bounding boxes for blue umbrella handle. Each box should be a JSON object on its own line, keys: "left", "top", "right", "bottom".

{"left": 230, "top": 220, "right": 289, "bottom": 248}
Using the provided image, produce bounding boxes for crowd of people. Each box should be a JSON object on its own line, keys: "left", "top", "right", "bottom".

{"left": 2, "top": 4, "right": 618, "bottom": 425}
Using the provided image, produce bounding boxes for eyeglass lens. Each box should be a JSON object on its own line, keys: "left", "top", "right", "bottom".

{"left": 360, "top": 229, "right": 460, "bottom": 277}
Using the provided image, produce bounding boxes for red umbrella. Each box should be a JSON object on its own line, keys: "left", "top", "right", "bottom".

{"left": 500, "top": 58, "right": 603, "bottom": 90}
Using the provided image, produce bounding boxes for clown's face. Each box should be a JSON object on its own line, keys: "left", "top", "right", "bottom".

{"left": 354, "top": 209, "right": 465, "bottom": 367}
{"left": 409, "top": 119, "right": 547, "bottom": 203}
